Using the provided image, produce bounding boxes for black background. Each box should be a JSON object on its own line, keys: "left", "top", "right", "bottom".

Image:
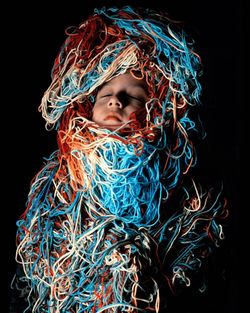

{"left": 4, "top": 0, "right": 241, "bottom": 312}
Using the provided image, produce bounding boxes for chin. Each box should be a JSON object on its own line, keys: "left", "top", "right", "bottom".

{"left": 99, "top": 122, "right": 126, "bottom": 131}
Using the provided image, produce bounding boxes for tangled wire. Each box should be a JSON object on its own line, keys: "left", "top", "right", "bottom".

{"left": 14, "top": 6, "right": 227, "bottom": 312}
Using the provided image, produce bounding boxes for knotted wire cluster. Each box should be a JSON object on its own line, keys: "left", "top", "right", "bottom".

{"left": 14, "top": 6, "right": 227, "bottom": 312}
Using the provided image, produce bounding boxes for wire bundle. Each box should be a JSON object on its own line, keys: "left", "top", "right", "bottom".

{"left": 14, "top": 6, "right": 227, "bottom": 312}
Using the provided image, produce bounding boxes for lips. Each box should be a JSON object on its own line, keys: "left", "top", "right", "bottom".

{"left": 104, "top": 112, "right": 122, "bottom": 122}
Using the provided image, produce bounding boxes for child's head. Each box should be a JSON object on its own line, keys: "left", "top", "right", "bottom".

{"left": 92, "top": 71, "right": 148, "bottom": 130}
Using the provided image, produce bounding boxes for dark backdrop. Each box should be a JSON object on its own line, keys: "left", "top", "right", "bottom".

{"left": 4, "top": 1, "right": 241, "bottom": 312}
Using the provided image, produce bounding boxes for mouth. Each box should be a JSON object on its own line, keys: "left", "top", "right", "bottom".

{"left": 104, "top": 113, "right": 122, "bottom": 122}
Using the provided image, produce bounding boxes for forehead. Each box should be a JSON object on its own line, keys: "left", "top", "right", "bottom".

{"left": 99, "top": 72, "right": 147, "bottom": 90}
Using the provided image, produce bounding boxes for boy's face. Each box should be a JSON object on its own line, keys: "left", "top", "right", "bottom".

{"left": 92, "top": 72, "right": 148, "bottom": 130}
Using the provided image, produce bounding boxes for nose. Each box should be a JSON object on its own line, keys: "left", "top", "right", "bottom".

{"left": 107, "top": 96, "right": 123, "bottom": 109}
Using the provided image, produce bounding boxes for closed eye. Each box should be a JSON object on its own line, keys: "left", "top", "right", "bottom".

{"left": 100, "top": 94, "right": 112, "bottom": 98}
{"left": 128, "top": 95, "right": 144, "bottom": 103}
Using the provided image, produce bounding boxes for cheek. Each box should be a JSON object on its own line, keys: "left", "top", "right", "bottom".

{"left": 92, "top": 104, "right": 105, "bottom": 122}
{"left": 126, "top": 105, "right": 141, "bottom": 117}
{"left": 92, "top": 106, "right": 99, "bottom": 122}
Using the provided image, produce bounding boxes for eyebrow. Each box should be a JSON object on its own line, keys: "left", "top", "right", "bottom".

{"left": 130, "top": 83, "right": 148, "bottom": 90}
